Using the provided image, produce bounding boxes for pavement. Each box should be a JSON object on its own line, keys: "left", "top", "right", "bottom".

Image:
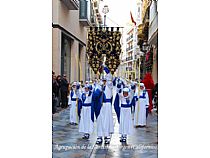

{"left": 53, "top": 106, "right": 158, "bottom": 158}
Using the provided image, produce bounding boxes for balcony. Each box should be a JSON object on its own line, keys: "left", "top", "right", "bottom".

{"left": 126, "top": 56, "right": 133, "bottom": 61}
{"left": 60, "top": 0, "right": 79, "bottom": 10}
{"left": 126, "top": 67, "right": 132, "bottom": 71}
{"left": 126, "top": 34, "right": 133, "bottom": 42}
{"left": 79, "top": 0, "right": 91, "bottom": 26}
{"left": 149, "top": 13, "right": 158, "bottom": 41}
{"left": 90, "top": 16, "right": 95, "bottom": 26}
{"left": 126, "top": 45, "right": 133, "bottom": 52}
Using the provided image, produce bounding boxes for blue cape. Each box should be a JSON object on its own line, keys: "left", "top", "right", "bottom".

{"left": 114, "top": 93, "right": 120, "bottom": 123}
{"left": 92, "top": 88, "right": 103, "bottom": 121}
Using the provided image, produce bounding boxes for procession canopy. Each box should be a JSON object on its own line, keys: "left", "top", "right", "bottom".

{"left": 86, "top": 27, "right": 123, "bottom": 74}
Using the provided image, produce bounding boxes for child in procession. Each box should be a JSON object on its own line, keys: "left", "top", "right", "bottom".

{"left": 68, "top": 82, "right": 81, "bottom": 125}
{"left": 114, "top": 86, "right": 134, "bottom": 143}
{"left": 79, "top": 84, "right": 94, "bottom": 139}
{"left": 134, "top": 83, "right": 149, "bottom": 127}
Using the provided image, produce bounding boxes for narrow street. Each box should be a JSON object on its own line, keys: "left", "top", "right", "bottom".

{"left": 53, "top": 107, "right": 158, "bottom": 158}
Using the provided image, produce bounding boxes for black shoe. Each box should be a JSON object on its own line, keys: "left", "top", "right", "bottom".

{"left": 86, "top": 134, "right": 90, "bottom": 139}
{"left": 122, "top": 138, "right": 126, "bottom": 142}
{"left": 82, "top": 134, "right": 89, "bottom": 139}
{"left": 104, "top": 137, "right": 110, "bottom": 144}
{"left": 120, "top": 136, "right": 127, "bottom": 142}
{"left": 96, "top": 138, "right": 103, "bottom": 144}
{"left": 139, "top": 125, "right": 146, "bottom": 128}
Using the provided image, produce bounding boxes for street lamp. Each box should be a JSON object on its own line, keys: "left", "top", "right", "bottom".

{"left": 102, "top": 5, "right": 109, "bottom": 27}
{"left": 141, "top": 41, "right": 149, "bottom": 79}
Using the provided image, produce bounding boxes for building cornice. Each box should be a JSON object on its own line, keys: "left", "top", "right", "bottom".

{"left": 52, "top": 23, "right": 86, "bottom": 46}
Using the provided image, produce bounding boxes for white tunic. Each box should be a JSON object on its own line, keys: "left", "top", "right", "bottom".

{"left": 68, "top": 90, "right": 80, "bottom": 124}
{"left": 134, "top": 90, "right": 149, "bottom": 126}
{"left": 79, "top": 92, "right": 94, "bottom": 134}
{"left": 111, "top": 85, "right": 117, "bottom": 107}
{"left": 97, "top": 82, "right": 114, "bottom": 137}
{"left": 119, "top": 92, "right": 134, "bottom": 135}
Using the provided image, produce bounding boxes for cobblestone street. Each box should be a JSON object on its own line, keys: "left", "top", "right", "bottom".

{"left": 53, "top": 107, "right": 157, "bottom": 158}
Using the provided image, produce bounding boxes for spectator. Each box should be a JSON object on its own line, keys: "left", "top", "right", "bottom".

{"left": 53, "top": 74, "right": 59, "bottom": 108}
{"left": 60, "top": 74, "right": 69, "bottom": 108}
{"left": 152, "top": 83, "right": 158, "bottom": 113}
{"left": 56, "top": 75, "right": 62, "bottom": 107}
{"left": 52, "top": 74, "right": 57, "bottom": 114}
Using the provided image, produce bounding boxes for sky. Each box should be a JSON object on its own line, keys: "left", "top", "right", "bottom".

{"left": 98, "top": 0, "right": 139, "bottom": 59}
{"left": 98, "top": 0, "right": 137, "bottom": 27}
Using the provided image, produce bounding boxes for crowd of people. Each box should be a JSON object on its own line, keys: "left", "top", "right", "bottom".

{"left": 52, "top": 72, "right": 71, "bottom": 114}
{"left": 52, "top": 67, "right": 158, "bottom": 144}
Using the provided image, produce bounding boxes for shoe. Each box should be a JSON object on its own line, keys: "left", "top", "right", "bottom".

{"left": 96, "top": 137, "right": 103, "bottom": 144}
{"left": 122, "top": 138, "right": 126, "bottom": 142}
{"left": 104, "top": 137, "right": 110, "bottom": 144}
{"left": 86, "top": 134, "right": 90, "bottom": 139}
{"left": 120, "top": 135, "right": 127, "bottom": 142}
{"left": 104, "top": 136, "right": 109, "bottom": 139}
{"left": 140, "top": 125, "right": 146, "bottom": 128}
{"left": 82, "top": 134, "right": 89, "bottom": 139}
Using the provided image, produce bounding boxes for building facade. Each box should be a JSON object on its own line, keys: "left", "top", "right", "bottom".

{"left": 148, "top": 0, "right": 158, "bottom": 84}
{"left": 52, "top": 0, "right": 102, "bottom": 82}
{"left": 137, "top": 0, "right": 158, "bottom": 84}
{"left": 125, "top": 27, "right": 137, "bottom": 80}
{"left": 119, "top": 0, "right": 143, "bottom": 81}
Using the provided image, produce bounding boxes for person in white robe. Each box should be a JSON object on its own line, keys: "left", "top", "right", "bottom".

{"left": 134, "top": 83, "right": 149, "bottom": 127}
{"left": 79, "top": 84, "right": 94, "bottom": 139}
{"left": 68, "top": 82, "right": 81, "bottom": 125}
{"left": 95, "top": 67, "right": 114, "bottom": 145}
{"left": 114, "top": 87, "right": 134, "bottom": 142}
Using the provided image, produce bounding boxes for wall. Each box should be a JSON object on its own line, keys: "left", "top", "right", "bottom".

{"left": 148, "top": 0, "right": 158, "bottom": 41}
{"left": 79, "top": 45, "right": 86, "bottom": 81}
{"left": 149, "top": 0, "right": 158, "bottom": 84}
{"left": 52, "top": 28, "right": 61, "bottom": 75}
{"left": 52, "top": 0, "right": 89, "bottom": 82}
{"left": 58, "top": 0, "right": 87, "bottom": 44}
{"left": 70, "top": 40, "right": 79, "bottom": 82}
{"left": 152, "top": 47, "right": 158, "bottom": 84}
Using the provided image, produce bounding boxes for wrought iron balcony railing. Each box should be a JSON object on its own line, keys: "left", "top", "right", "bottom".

{"left": 126, "top": 56, "right": 133, "bottom": 61}
{"left": 126, "top": 67, "right": 132, "bottom": 71}
{"left": 126, "top": 46, "right": 133, "bottom": 52}
{"left": 126, "top": 34, "right": 133, "bottom": 42}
